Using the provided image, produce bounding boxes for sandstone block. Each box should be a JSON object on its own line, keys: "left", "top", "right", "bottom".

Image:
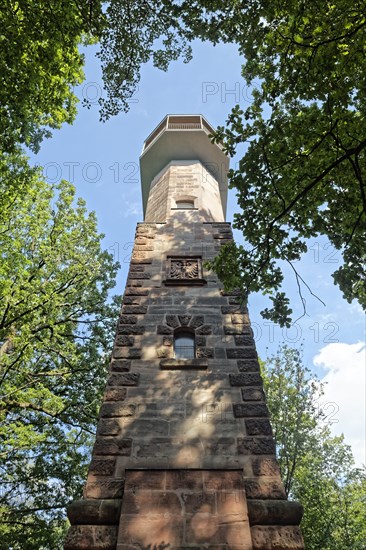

{"left": 252, "top": 457, "right": 280, "bottom": 477}
{"left": 100, "top": 402, "right": 137, "bottom": 418}
{"left": 245, "top": 419, "right": 273, "bottom": 436}
{"left": 251, "top": 525, "right": 304, "bottom": 549}
{"left": 241, "top": 388, "right": 265, "bottom": 401}
{"left": 64, "top": 525, "right": 117, "bottom": 550}
{"left": 84, "top": 480, "right": 124, "bottom": 499}
{"left": 103, "top": 387, "right": 128, "bottom": 402}
{"left": 233, "top": 403, "right": 269, "bottom": 418}
{"left": 244, "top": 478, "right": 287, "bottom": 500}
{"left": 237, "top": 437, "right": 276, "bottom": 455}
{"left": 247, "top": 500, "right": 303, "bottom": 526}
{"left": 235, "top": 334, "right": 254, "bottom": 346}
{"left": 67, "top": 499, "right": 121, "bottom": 526}
{"left": 88, "top": 458, "right": 116, "bottom": 477}
{"left": 166, "top": 314, "right": 180, "bottom": 328}
{"left": 227, "top": 348, "right": 257, "bottom": 360}
{"left": 113, "top": 348, "right": 141, "bottom": 359}
{"left": 107, "top": 373, "right": 139, "bottom": 386}
{"left": 110, "top": 360, "right": 131, "bottom": 372}
{"left": 93, "top": 438, "right": 132, "bottom": 456}
{"left": 121, "top": 305, "right": 148, "bottom": 315}
{"left": 115, "top": 335, "right": 134, "bottom": 346}
{"left": 230, "top": 373, "right": 263, "bottom": 386}
{"left": 118, "top": 315, "right": 137, "bottom": 325}
{"left": 237, "top": 359, "right": 260, "bottom": 372}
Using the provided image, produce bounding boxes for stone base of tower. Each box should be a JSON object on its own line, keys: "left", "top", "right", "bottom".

{"left": 65, "top": 480, "right": 303, "bottom": 549}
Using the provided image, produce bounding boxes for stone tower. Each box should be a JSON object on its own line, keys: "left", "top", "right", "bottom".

{"left": 65, "top": 115, "right": 304, "bottom": 550}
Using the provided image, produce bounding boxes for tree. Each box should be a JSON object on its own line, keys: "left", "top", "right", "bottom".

{"left": 262, "top": 345, "right": 366, "bottom": 549}
{"left": 74, "top": 1, "right": 366, "bottom": 326}
{"left": 205, "top": 1, "right": 366, "bottom": 325}
{"left": 0, "top": 0, "right": 103, "bottom": 153}
{"left": 0, "top": 150, "right": 120, "bottom": 548}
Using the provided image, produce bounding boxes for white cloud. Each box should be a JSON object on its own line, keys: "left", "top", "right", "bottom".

{"left": 313, "top": 342, "right": 366, "bottom": 467}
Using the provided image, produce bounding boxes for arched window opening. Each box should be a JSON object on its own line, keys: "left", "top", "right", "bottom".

{"left": 175, "top": 200, "right": 194, "bottom": 209}
{"left": 174, "top": 330, "right": 195, "bottom": 359}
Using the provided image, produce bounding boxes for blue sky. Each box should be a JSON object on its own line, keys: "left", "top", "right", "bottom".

{"left": 30, "top": 39, "right": 365, "bottom": 466}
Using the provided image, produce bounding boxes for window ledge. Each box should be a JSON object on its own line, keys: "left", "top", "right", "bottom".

{"left": 160, "top": 358, "right": 208, "bottom": 370}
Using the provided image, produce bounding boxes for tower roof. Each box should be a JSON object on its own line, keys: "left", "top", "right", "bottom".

{"left": 139, "top": 114, "right": 229, "bottom": 217}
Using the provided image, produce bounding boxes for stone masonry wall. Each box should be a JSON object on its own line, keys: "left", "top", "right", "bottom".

{"left": 64, "top": 218, "right": 304, "bottom": 550}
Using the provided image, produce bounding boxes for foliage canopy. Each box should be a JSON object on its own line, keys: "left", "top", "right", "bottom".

{"left": 0, "top": 151, "right": 119, "bottom": 548}
{"left": 262, "top": 346, "right": 366, "bottom": 549}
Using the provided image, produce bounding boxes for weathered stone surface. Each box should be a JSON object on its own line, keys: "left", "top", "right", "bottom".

{"left": 118, "top": 515, "right": 184, "bottom": 547}
{"left": 244, "top": 478, "right": 287, "bottom": 500}
{"left": 163, "top": 336, "right": 173, "bottom": 346}
{"left": 103, "top": 387, "right": 128, "bottom": 402}
{"left": 166, "top": 315, "right": 180, "bottom": 328}
{"left": 97, "top": 418, "right": 120, "bottom": 436}
{"left": 230, "top": 372, "right": 263, "bottom": 386}
{"left": 157, "top": 324, "right": 173, "bottom": 334}
{"left": 246, "top": 418, "right": 273, "bottom": 436}
{"left": 178, "top": 315, "right": 191, "bottom": 326}
{"left": 182, "top": 491, "right": 216, "bottom": 514}
{"left": 231, "top": 313, "right": 249, "bottom": 324}
{"left": 203, "top": 470, "right": 244, "bottom": 490}
{"left": 117, "top": 324, "right": 145, "bottom": 335}
{"left": 125, "top": 470, "right": 166, "bottom": 491}
{"left": 84, "top": 480, "right": 124, "bottom": 500}
{"left": 122, "top": 295, "right": 140, "bottom": 305}
{"left": 160, "top": 358, "right": 208, "bottom": 370}
{"left": 224, "top": 325, "right": 251, "bottom": 335}
{"left": 166, "top": 470, "right": 204, "bottom": 490}
{"left": 252, "top": 457, "right": 280, "bottom": 477}
{"left": 156, "top": 345, "right": 171, "bottom": 358}
{"left": 127, "top": 272, "right": 151, "bottom": 279}
{"left": 195, "top": 335, "right": 206, "bottom": 346}
{"left": 64, "top": 525, "right": 118, "bottom": 550}
{"left": 93, "top": 438, "right": 132, "bottom": 456}
{"left": 110, "top": 360, "right": 131, "bottom": 372}
{"left": 125, "top": 280, "right": 143, "bottom": 287}
{"left": 237, "top": 437, "right": 276, "bottom": 455}
{"left": 121, "top": 305, "right": 148, "bottom": 315}
{"left": 227, "top": 347, "right": 257, "bottom": 360}
{"left": 196, "top": 347, "right": 214, "bottom": 358}
{"left": 88, "top": 458, "right": 116, "bottom": 477}
{"left": 241, "top": 388, "right": 265, "bottom": 401}
{"left": 114, "top": 335, "right": 134, "bottom": 346}
{"left": 221, "top": 306, "right": 242, "bottom": 314}
{"left": 214, "top": 347, "right": 226, "bottom": 359}
{"left": 107, "top": 373, "right": 139, "bottom": 386}
{"left": 196, "top": 324, "right": 212, "bottom": 335}
{"left": 238, "top": 359, "right": 260, "bottom": 372}
{"left": 235, "top": 334, "right": 254, "bottom": 346}
{"left": 233, "top": 403, "right": 269, "bottom": 418}
{"left": 189, "top": 315, "right": 205, "bottom": 328}
{"left": 248, "top": 500, "right": 303, "bottom": 526}
{"left": 204, "top": 437, "right": 236, "bottom": 455}
{"left": 251, "top": 525, "right": 304, "bottom": 549}
{"left": 124, "top": 287, "right": 149, "bottom": 296}
{"left": 134, "top": 244, "right": 154, "bottom": 251}
{"left": 220, "top": 288, "right": 242, "bottom": 296}
{"left": 67, "top": 499, "right": 121, "bottom": 526}
{"left": 122, "top": 491, "right": 182, "bottom": 516}
{"left": 113, "top": 348, "right": 141, "bottom": 359}
{"left": 118, "top": 315, "right": 137, "bottom": 325}
{"left": 100, "top": 402, "right": 137, "bottom": 418}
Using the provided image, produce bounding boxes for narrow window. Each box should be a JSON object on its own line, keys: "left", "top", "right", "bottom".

{"left": 174, "top": 330, "right": 195, "bottom": 359}
{"left": 175, "top": 200, "right": 194, "bottom": 209}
